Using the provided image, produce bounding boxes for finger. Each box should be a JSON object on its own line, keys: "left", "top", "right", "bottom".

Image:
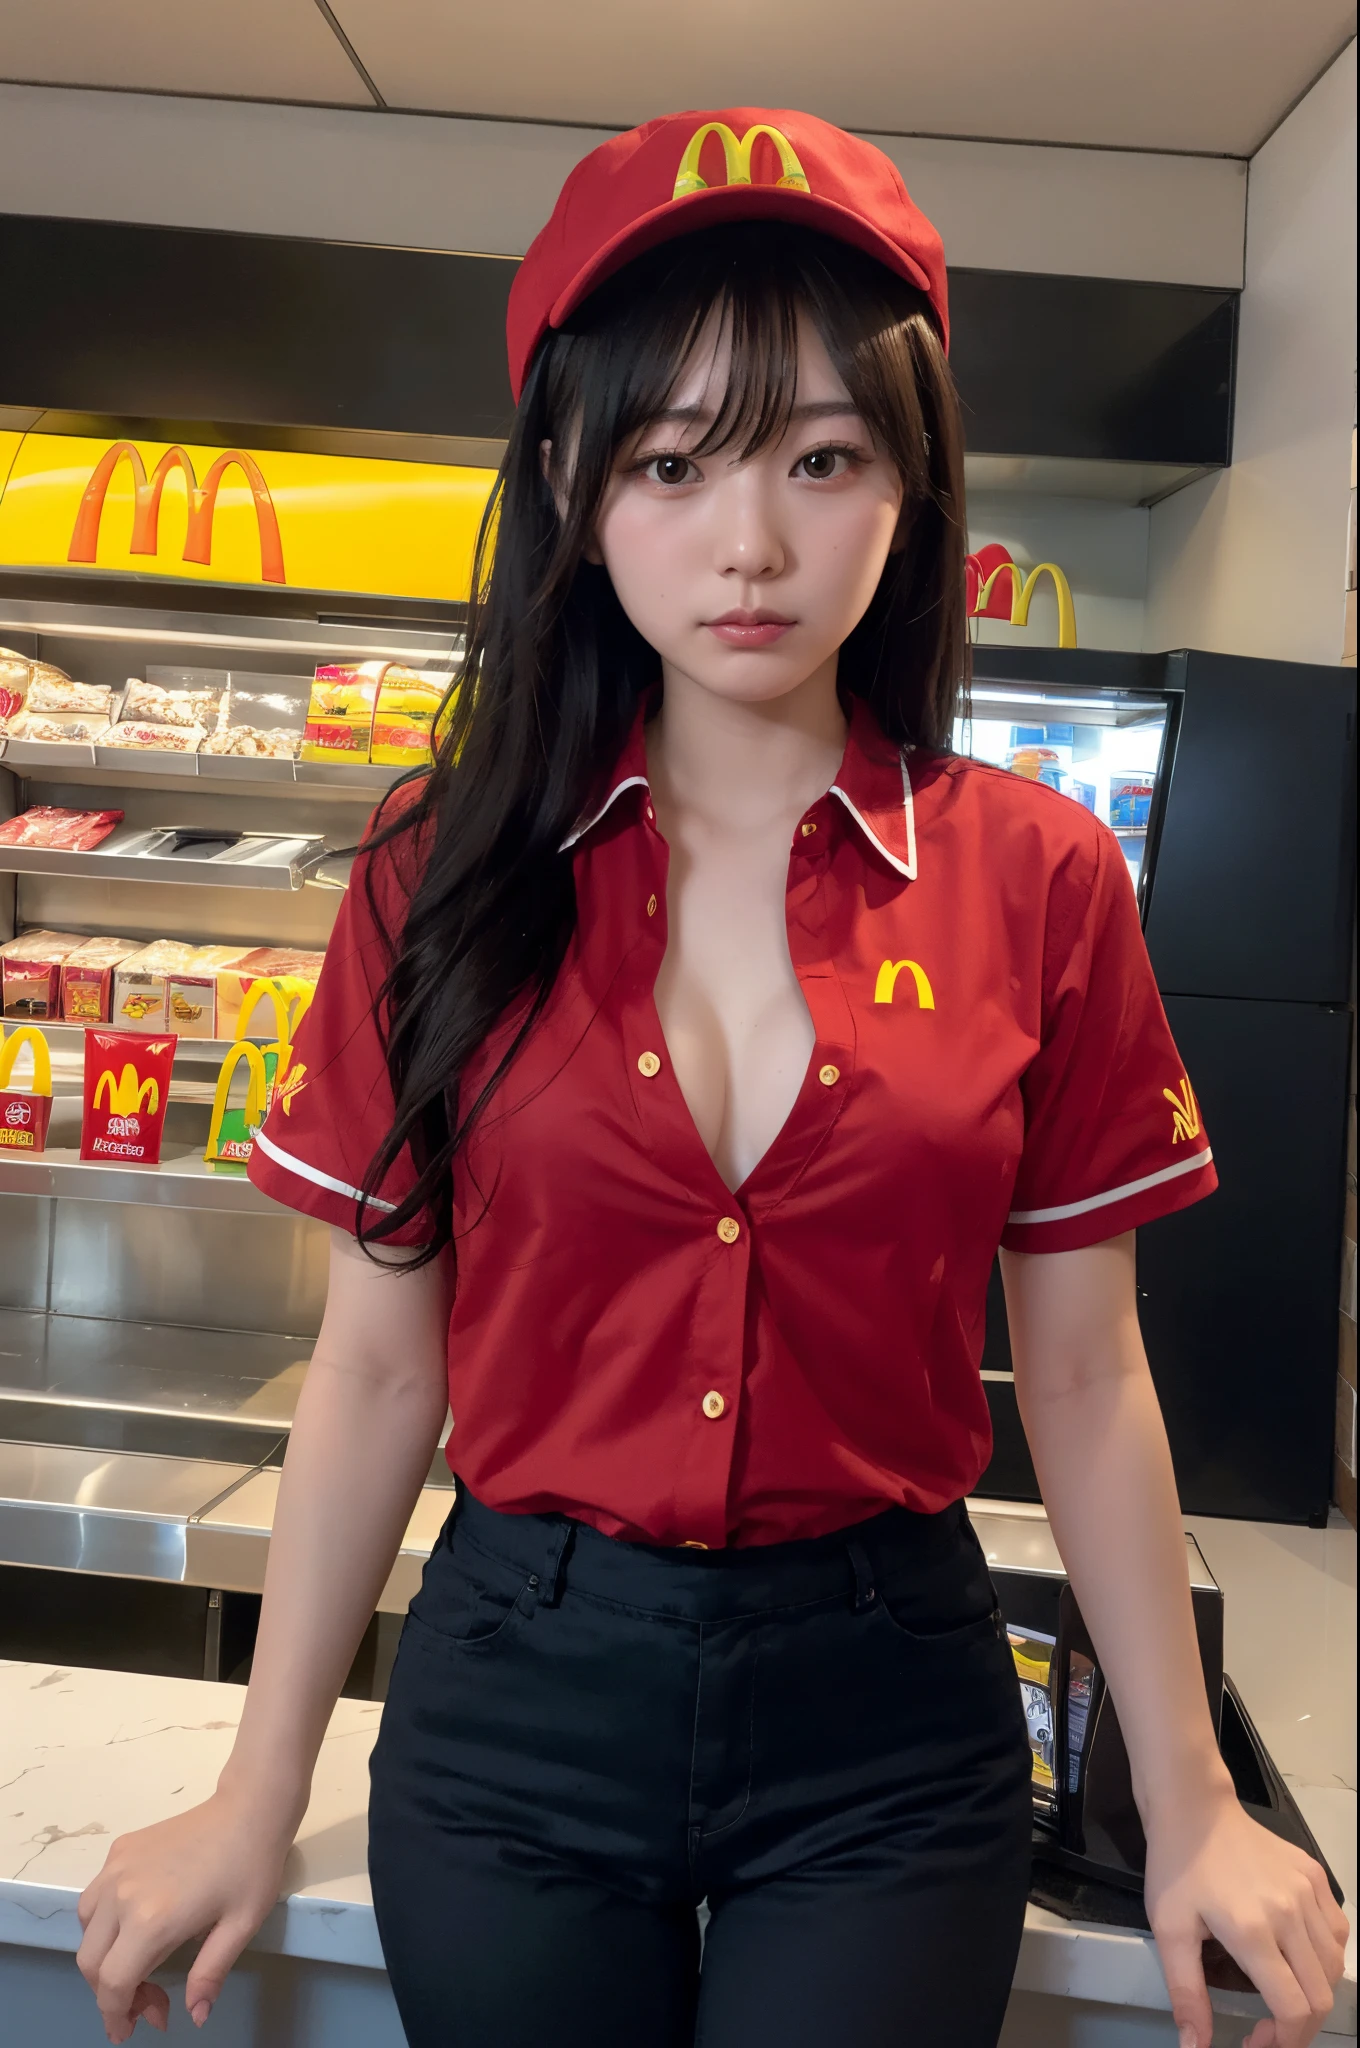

{"left": 130, "top": 1981, "right": 171, "bottom": 2035}
{"left": 1275, "top": 1911, "right": 1336, "bottom": 2038}
{"left": 76, "top": 1869, "right": 106, "bottom": 1931}
{"left": 1225, "top": 1929, "right": 1314, "bottom": 2048}
{"left": 184, "top": 1912, "right": 257, "bottom": 2025}
{"left": 75, "top": 1894, "right": 120, "bottom": 1990}
{"left": 1300, "top": 1855, "right": 1351, "bottom": 1950}
{"left": 93, "top": 1919, "right": 181, "bottom": 2036}
{"left": 1155, "top": 1920, "right": 1214, "bottom": 2048}
{"left": 1297, "top": 1878, "right": 1349, "bottom": 1984}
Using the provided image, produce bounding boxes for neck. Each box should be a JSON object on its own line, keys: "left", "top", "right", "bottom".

{"left": 646, "top": 654, "right": 848, "bottom": 833}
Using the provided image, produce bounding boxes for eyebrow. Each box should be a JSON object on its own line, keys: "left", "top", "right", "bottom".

{"left": 641, "top": 399, "right": 865, "bottom": 429}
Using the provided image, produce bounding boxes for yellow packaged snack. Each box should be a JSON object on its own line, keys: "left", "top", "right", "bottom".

{"left": 370, "top": 667, "right": 453, "bottom": 768}
{"left": 299, "top": 663, "right": 383, "bottom": 763}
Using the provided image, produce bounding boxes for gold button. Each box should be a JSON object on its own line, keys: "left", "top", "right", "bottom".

{"left": 800, "top": 820, "right": 818, "bottom": 837}
{"left": 819, "top": 1064, "right": 840, "bottom": 1086}
{"left": 716, "top": 1216, "right": 741, "bottom": 1244}
{"left": 638, "top": 1050, "right": 662, "bottom": 1078}
{"left": 646, "top": 893, "right": 658, "bottom": 917}
{"left": 681, "top": 1539, "right": 709, "bottom": 1549}
{"left": 702, "top": 1391, "right": 726, "bottom": 1420}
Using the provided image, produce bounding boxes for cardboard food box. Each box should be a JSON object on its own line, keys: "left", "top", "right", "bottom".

{"left": 80, "top": 1028, "right": 178, "bottom": 1165}
{"left": 216, "top": 948, "right": 326, "bottom": 1041}
{"left": 1, "top": 930, "right": 85, "bottom": 1020}
{"left": 370, "top": 667, "right": 453, "bottom": 768}
{"left": 0, "top": 1025, "right": 54, "bottom": 1152}
{"left": 165, "top": 946, "right": 252, "bottom": 1038}
{"left": 300, "top": 663, "right": 383, "bottom": 763}
{"left": 111, "top": 941, "right": 201, "bottom": 1034}
{"left": 61, "top": 936, "right": 141, "bottom": 1024}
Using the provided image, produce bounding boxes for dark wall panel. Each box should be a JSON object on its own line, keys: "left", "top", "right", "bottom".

{"left": 1, "top": 214, "right": 1237, "bottom": 466}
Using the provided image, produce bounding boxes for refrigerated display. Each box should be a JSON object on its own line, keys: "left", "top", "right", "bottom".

{"left": 967, "top": 647, "right": 1357, "bottom": 1526}
{"left": 0, "top": 583, "right": 462, "bottom": 1691}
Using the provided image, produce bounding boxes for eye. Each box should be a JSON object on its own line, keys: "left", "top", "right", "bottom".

{"left": 644, "top": 453, "right": 699, "bottom": 486}
{"left": 794, "top": 445, "right": 857, "bottom": 481}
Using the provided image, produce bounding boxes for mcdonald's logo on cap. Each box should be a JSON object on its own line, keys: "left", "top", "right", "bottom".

{"left": 67, "top": 442, "right": 286, "bottom": 584}
{"left": 673, "top": 122, "right": 811, "bottom": 201}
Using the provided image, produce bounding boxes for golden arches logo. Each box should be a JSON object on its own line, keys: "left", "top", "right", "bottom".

{"left": 236, "top": 975, "right": 314, "bottom": 1045}
{"left": 976, "top": 560, "right": 1077, "bottom": 650}
{"left": 673, "top": 122, "right": 810, "bottom": 200}
{"left": 275, "top": 1061, "right": 308, "bottom": 1115}
{"left": 874, "top": 959, "right": 936, "bottom": 1009}
{"left": 67, "top": 441, "right": 286, "bottom": 584}
{"left": 0, "top": 1027, "right": 51, "bottom": 1097}
{"left": 1163, "top": 1076, "right": 1201, "bottom": 1145}
{"left": 94, "top": 1065, "right": 160, "bottom": 1116}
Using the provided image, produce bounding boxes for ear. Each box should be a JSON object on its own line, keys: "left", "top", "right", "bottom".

{"left": 541, "top": 437, "right": 605, "bottom": 564}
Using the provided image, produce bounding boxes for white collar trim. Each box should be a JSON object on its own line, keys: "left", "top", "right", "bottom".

{"left": 829, "top": 749, "right": 917, "bottom": 881}
{"left": 559, "top": 774, "right": 651, "bottom": 852}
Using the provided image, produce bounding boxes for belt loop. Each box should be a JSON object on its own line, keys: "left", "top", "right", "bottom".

{"left": 537, "top": 1518, "right": 575, "bottom": 1609}
{"left": 846, "top": 1538, "right": 876, "bottom": 1614}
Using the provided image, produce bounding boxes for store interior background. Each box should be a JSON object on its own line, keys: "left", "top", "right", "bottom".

{"left": 0, "top": 8, "right": 1356, "bottom": 2044}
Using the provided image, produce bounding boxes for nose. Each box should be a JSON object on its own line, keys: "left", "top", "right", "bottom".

{"left": 710, "top": 466, "right": 786, "bottom": 584}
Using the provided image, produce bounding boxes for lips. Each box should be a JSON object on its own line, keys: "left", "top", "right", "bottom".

{"left": 704, "top": 609, "right": 796, "bottom": 648}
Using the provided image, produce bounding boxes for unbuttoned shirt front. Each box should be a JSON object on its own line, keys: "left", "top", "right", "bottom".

{"left": 249, "top": 698, "right": 1216, "bottom": 1548}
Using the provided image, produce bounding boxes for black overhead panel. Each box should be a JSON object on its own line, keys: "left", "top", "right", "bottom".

{"left": 0, "top": 215, "right": 1238, "bottom": 467}
{"left": 946, "top": 269, "right": 1237, "bottom": 467}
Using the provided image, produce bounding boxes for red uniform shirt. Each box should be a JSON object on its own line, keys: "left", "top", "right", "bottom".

{"left": 249, "top": 699, "right": 1216, "bottom": 1547}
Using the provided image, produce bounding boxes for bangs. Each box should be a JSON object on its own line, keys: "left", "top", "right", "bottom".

{"left": 550, "top": 222, "right": 937, "bottom": 498}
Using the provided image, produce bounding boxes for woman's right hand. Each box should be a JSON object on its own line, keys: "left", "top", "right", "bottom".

{"left": 76, "top": 1786, "right": 300, "bottom": 2042}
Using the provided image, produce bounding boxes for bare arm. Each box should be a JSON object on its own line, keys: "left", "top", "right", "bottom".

{"left": 1003, "top": 1233, "right": 1348, "bottom": 2048}
{"left": 77, "top": 1229, "right": 449, "bottom": 2043}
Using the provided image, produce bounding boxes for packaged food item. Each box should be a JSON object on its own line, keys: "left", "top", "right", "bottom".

{"left": 0, "top": 1026, "right": 54, "bottom": 1153}
{"left": 204, "top": 1040, "right": 283, "bottom": 1167}
{"left": 0, "top": 651, "right": 33, "bottom": 725}
{"left": 112, "top": 941, "right": 202, "bottom": 1033}
{"left": 300, "top": 663, "right": 382, "bottom": 762}
{"left": 370, "top": 667, "right": 452, "bottom": 767}
{"left": 4, "top": 713, "right": 111, "bottom": 745}
{"left": 80, "top": 1028, "right": 178, "bottom": 1165}
{"left": 216, "top": 948, "right": 325, "bottom": 1041}
{"left": 61, "top": 936, "right": 141, "bottom": 1023}
{"left": 121, "top": 678, "right": 222, "bottom": 729}
{"left": 1, "top": 930, "right": 85, "bottom": 1019}
{"left": 1006, "top": 1626, "right": 1058, "bottom": 1814}
{"left": 166, "top": 945, "right": 252, "bottom": 1038}
{"left": 101, "top": 722, "right": 205, "bottom": 753}
{"left": 0, "top": 805, "right": 123, "bottom": 851}
{"left": 200, "top": 727, "right": 299, "bottom": 759}
{"left": 1109, "top": 781, "right": 1155, "bottom": 830}
{"left": 1005, "top": 744, "right": 1063, "bottom": 789}
{"left": 26, "top": 677, "right": 115, "bottom": 718}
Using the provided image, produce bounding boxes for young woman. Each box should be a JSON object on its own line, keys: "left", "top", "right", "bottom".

{"left": 77, "top": 109, "right": 1347, "bottom": 2048}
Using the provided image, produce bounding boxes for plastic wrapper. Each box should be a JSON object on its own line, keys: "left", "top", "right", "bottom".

{"left": 102, "top": 721, "right": 205, "bottom": 754}
{"left": 80, "top": 1028, "right": 178, "bottom": 1165}
{"left": 1, "top": 930, "right": 86, "bottom": 1020}
{"left": 0, "top": 650, "right": 33, "bottom": 726}
{"left": 370, "top": 667, "right": 452, "bottom": 767}
{"left": 121, "top": 678, "right": 223, "bottom": 729}
{"left": 0, "top": 805, "right": 123, "bottom": 851}
{"left": 216, "top": 947, "right": 325, "bottom": 1041}
{"left": 0, "top": 1025, "right": 54, "bottom": 1152}
{"left": 26, "top": 677, "right": 115, "bottom": 718}
{"left": 61, "top": 937, "right": 142, "bottom": 1024}
{"left": 166, "top": 946, "right": 252, "bottom": 1037}
{"left": 5, "top": 713, "right": 111, "bottom": 745}
{"left": 200, "top": 727, "right": 299, "bottom": 759}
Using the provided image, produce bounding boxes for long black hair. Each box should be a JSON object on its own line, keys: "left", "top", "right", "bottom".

{"left": 359, "top": 221, "right": 970, "bottom": 1261}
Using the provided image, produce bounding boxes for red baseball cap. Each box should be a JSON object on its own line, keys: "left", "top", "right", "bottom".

{"left": 506, "top": 107, "right": 948, "bottom": 401}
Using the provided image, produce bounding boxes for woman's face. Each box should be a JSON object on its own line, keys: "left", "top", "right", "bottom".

{"left": 590, "top": 308, "right": 906, "bottom": 707}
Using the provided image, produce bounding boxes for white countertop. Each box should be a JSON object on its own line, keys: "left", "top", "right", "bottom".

{"left": 0, "top": 1508, "right": 1354, "bottom": 2032}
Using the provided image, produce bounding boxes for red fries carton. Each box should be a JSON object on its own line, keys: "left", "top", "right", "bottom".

{"left": 80, "top": 1029, "right": 178, "bottom": 1164}
{"left": 0, "top": 1026, "right": 54, "bottom": 1152}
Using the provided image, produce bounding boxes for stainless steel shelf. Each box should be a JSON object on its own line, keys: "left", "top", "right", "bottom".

{"left": 0, "top": 1099, "right": 281, "bottom": 1212}
{"left": 32, "top": 1021, "right": 292, "bottom": 1064}
{"left": 0, "top": 823, "right": 330, "bottom": 890}
{"left": 0, "top": 591, "right": 461, "bottom": 664}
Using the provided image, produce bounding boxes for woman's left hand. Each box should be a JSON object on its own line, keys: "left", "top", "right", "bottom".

{"left": 1145, "top": 1783, "right": 1351, "bottom": 2048}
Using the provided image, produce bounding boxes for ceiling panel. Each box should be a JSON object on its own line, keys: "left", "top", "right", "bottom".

{"left": 0, "top": 0, "right": 373, "bottom": 105}
{"left": 332, "top": 0, "right": 1356, "bottom": 154}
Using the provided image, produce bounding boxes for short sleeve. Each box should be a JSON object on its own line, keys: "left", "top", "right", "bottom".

{"left": 247, "top": 827, "right": 429, "bottom": 1243}
{"left": 1000, "top": 823, "right": 1217, "bottom": 1254}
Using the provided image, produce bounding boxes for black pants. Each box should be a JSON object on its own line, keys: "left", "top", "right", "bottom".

{"left": 368, "top": 1486, "right": 1034, "bottom": 2048}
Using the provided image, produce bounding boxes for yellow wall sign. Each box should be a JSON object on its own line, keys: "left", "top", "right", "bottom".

{"left": 0, "top": 429, "right": 497, "bottom": 603}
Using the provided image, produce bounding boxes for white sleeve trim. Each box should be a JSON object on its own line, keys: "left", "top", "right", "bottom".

{"left": 1007, "top": 1146, "right": 1213, "bottom": 1226}
{"left": 253, "top": 1124, "right": 397, "bottom": 1212}
{"left": 559, "top": 775, "right": 651, "bottom": 851}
